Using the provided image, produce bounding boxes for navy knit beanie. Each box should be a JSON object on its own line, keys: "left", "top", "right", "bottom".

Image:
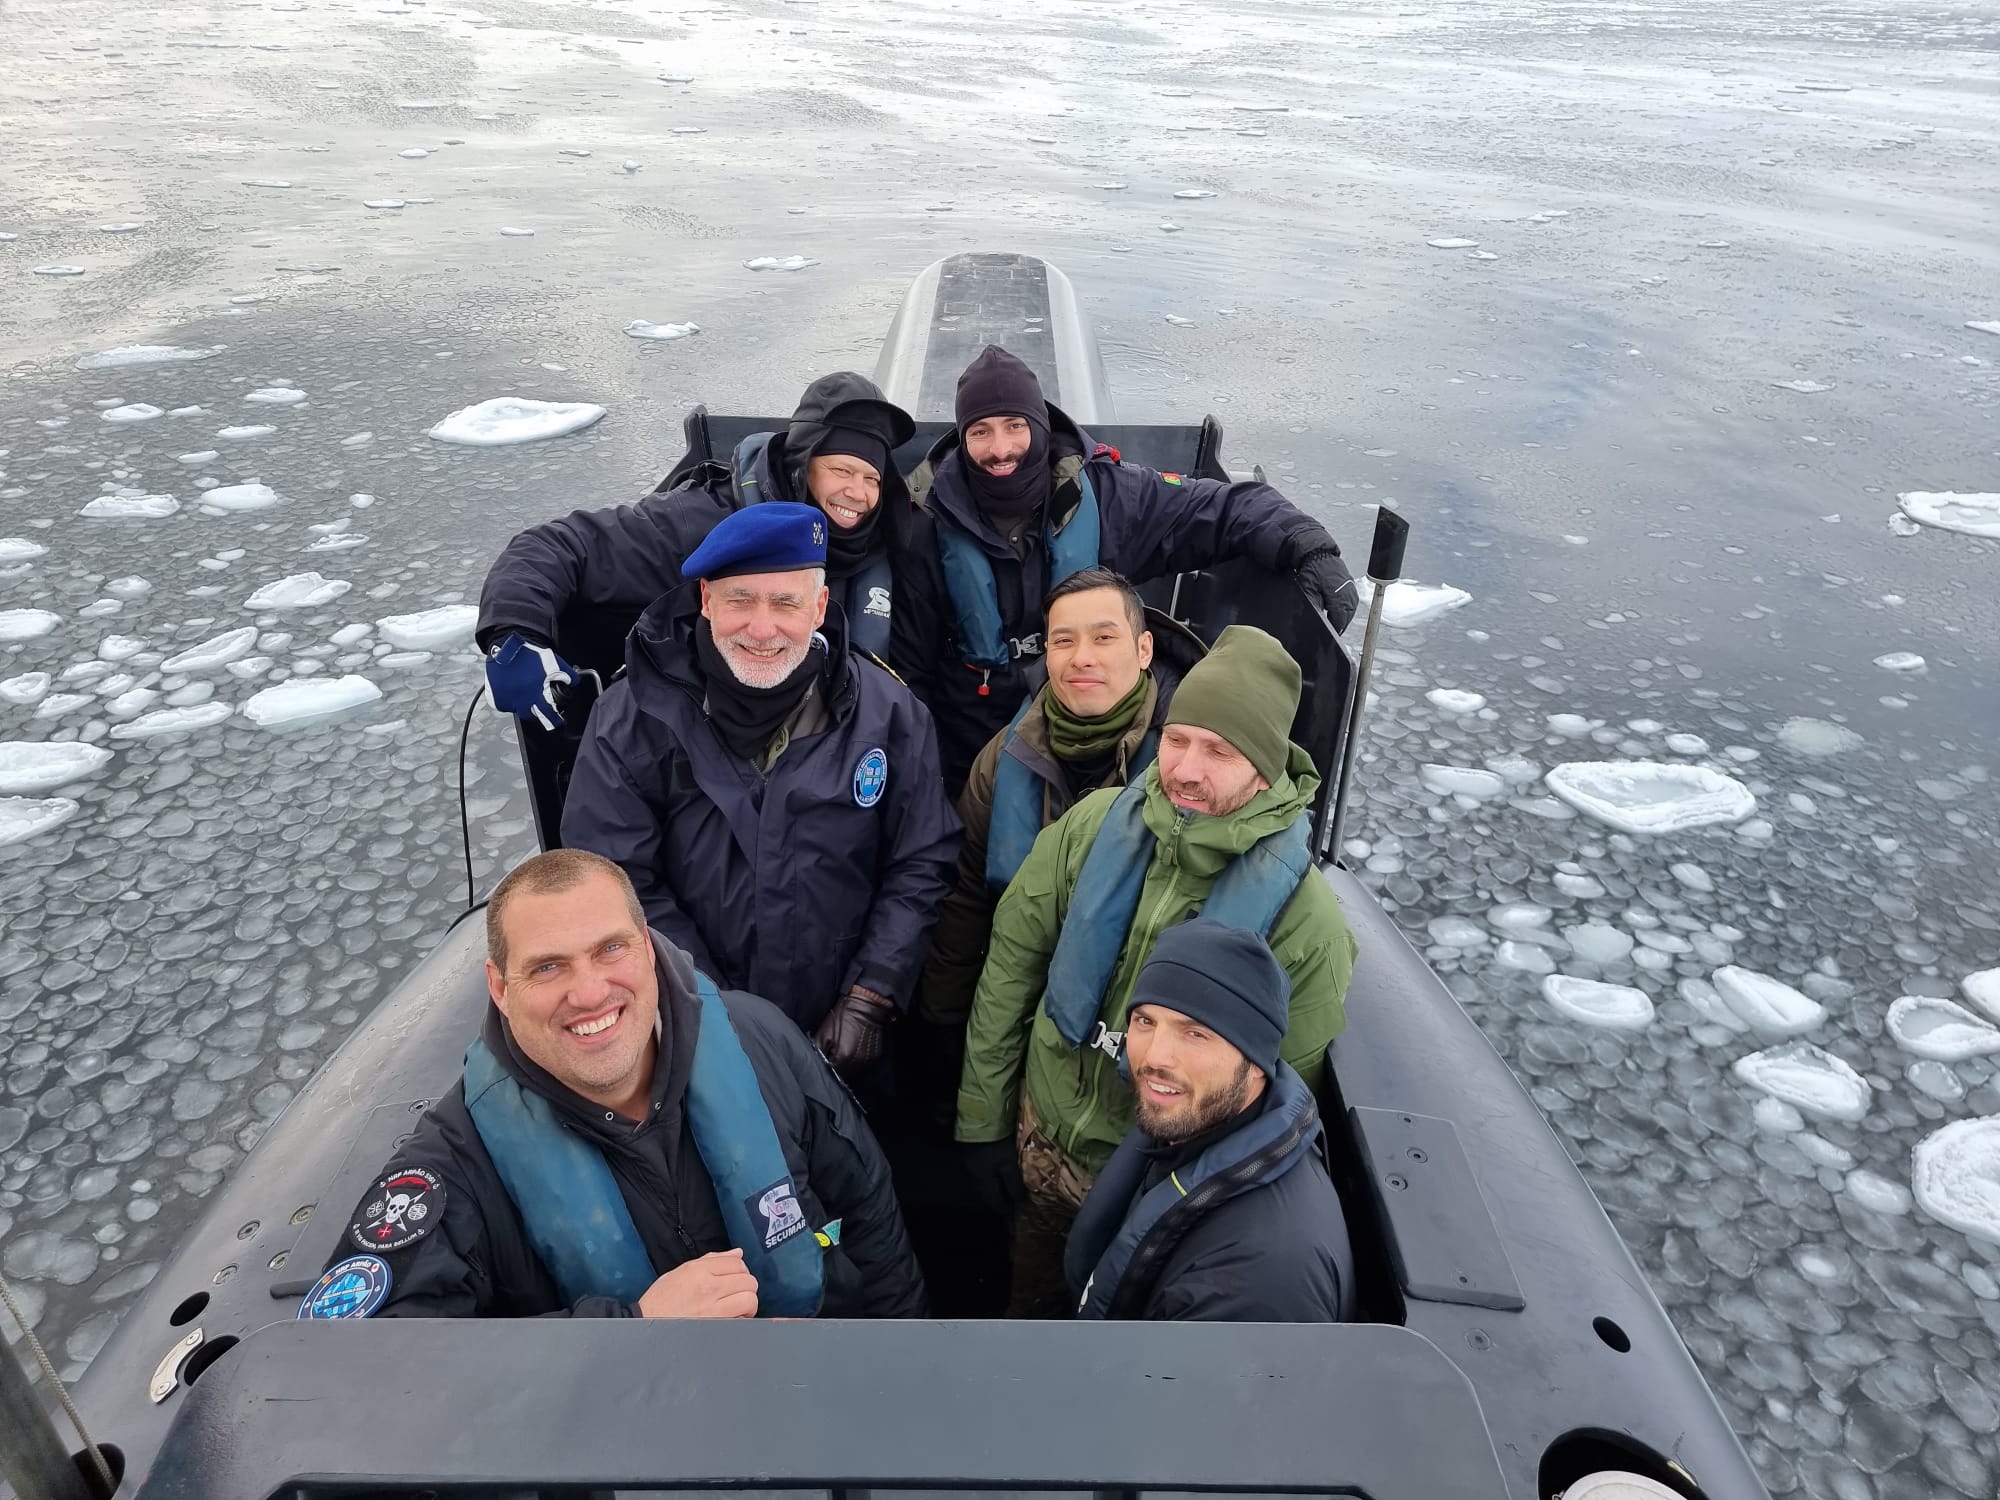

{"left": 1128, "top": 918, "right": 1291, "bottom": 1077}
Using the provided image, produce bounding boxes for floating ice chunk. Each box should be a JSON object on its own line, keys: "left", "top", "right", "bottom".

{"left": 32, "top": 693, "right": 90, "bottom": 719}
{"left": 1872, "top": 651, "right": 1925, "bottom": 673}
{"left": 1895, "top": 491, "right": 2000, "bottom": 539}
{"left": 33, "top": 265, "right": 86, "bottom": 276}
{"left": 225, "top": 655, "right": 273, "bottom": 680}
{"left": 1353, "top": 578, "right": 1471, "bottom": 627}
{"left": 624, "top": 320, "right": 700, "bottom": 341}
{"left": 1771, "top": 379, "right": 1832, "bottom": 393}
{"left": 1754, "top": 1096, "right": 1803, "bottom": 1133}
{"left": 659, "top": 72, "right": 694, "bottom": 83}
{"left": 363, "top": 198, "right": 407, "bottom": 209}
{"left": 0, "top": 609, "right": 61, "bottom": 641}
{"left": 1964, "top": 969, "right": 2000, "bottom": 1023}
{"left": 199, "top": 482, "right": 284, "bottom": 514}
{"left": 217, "top": 424, "right": 276, "bottom": 440}
{"left": 1543, "top": 761, "right": 1756, "bottom": 834}
{"left": 242, "top": 674, "right": 382, "bottom": 728}
{"left": 1664, "top": 732, "right": 1708, "bottom": 755}
{"left": 163, "top": 626, "right": 258, "bottom": 673}
{"left": 1427, "top": 689, "right": 1486, "bottom": 714}
{"left": 0, "top": 538, "right": 47, "bottom": 564}
{"left": 0, "top": 673, "right": 50, "bottom": 706}
{"left": 1844, "top": 1170, "right": 1912, "bottom": 1217}
{"left": 1428, "top": 916, "right": 1488, "bottom": 948}
{"left": 1670, "top": 861, "right": 1714, "bottom": 893}
{"left": 0, "top": 742, "right": 113, "bottom": 795}
{"left": 104, "top": 686, "right": 158, "bottom": 716}
{"left": 499, "top": 227, "right": 535, "bottom": 237}
{"left": 376, "top": 605, "right": 476, "bottom": 651}
{"left": 428, "top": 398, "right": 607, "bottom": 446}
{"left": 101, "top": 403, "right": 165, "bottom": 423}
{"left": 96, "top": 635, "right": 146, "bottom": 662}
{"left": 307, "top": 533, "right": 368, "bottom": 552}
{"left": 1173, "top": 189, "right": 1218, "bottom": 199}
{"left": 243, "top": 179, "right": 291, "bottom": 188}
{"left": 1885, "top": 996, "right": 2000, "bottom": 1061}
{"left": 743, "top": 256, "right": 819, "bottom": 272}
{"left": 1495, "top": 941, "right": 1557, "bottom": 975}
{"left": 244, "top": 386, "right": 306, "bottom": 405}
{"left": 378, "top": 651, "right": 432, "bottom": 669}
{"left": 1777, "top": 717, "right": 1862, "bottom": 757}
{"left": 178, "top": 450, "right": 220, "bottom": 466}
{"left": 1712, "top": 966, "right": 1824, "bottom": 1035}
{"left": 330, "top": 623, "right": 372, "bottom": 647}
{"left": 1541, "top": 975, "right": 1655, "bottom": 1031}
{"left": 0, "top": 796, "right": 79, "bottom": 847}
{"left": 1546, "top": 714, "right": 1603, "bottom": 738}
{"left": 74, "top": 345, "right": 223, "bottom": 371}
{"left": 1427, "top": 237, "right": 1478, "bottom": 249}
{"left": 1419, "top": 764, "right": 1506, "bottom": 799}
{"left": 245, "top": 573, "right": 351, "bottom": 609}
{"left": 1095, "top": 182, "right": 1128, "bottom": 190}
{"left": 1911, "top": 1117, "right": 2000, "bottom": 1242}
{"left": 1164, "top": 314, "right": 1196, "bottom": 327}
{"left": 1732, "top": 1042, "right": 1871, "bottom": 1121}
{"left": 1966, "top": 321, "right": 2000, "bottom": 336}
{"left": 400, "top": 147, "right": 430, "bottom": 158}
{"left": 108, "top": 702, "right": 234, "bottom": 739}
{"left": 79, "top": 492, "right": 178, "bottom": 519}
{"left": 622, "top": 159, "right": 642, "bottom": 173}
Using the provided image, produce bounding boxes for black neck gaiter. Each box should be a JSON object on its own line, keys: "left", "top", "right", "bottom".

{"left": 822, "top": 500, "right": 883, "bottom": 580}
{"left": 962, "top": 418, "right": 1052, "bottom": 533}
{"left": 695, "top": 619, "right": 826, "bottom": 760}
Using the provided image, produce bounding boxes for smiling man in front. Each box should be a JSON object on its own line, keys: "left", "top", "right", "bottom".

{"left": 561, "top": 502, "right": 959, "bottom": 1074}
{"left": 955, "top": 624, "right": 1357, "bottom": 1315}
{"left": 311, "top": 849, "right": 924, "bottom": 1320}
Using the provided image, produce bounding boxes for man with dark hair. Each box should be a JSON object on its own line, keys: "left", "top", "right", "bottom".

{"left": 917, "top": 567, "right": 1203, "bottom": 1051}
{"left": 478, "top": 372, "right": 920, "bottom": 728}
{"left": 956, "top": 624, "right": 1357, "bottom": 1314}
{"left": 903, "top": 345, "right": 1356, "bottom": 787}
{"left": 1065, "top": 919, "right": 1355, "bottom": 1322}
{"left": 309, "top": 849, "right": 925, "bottom": 1322}
{"left": 560, "top": 503, "right": 960, "bottom": 1071}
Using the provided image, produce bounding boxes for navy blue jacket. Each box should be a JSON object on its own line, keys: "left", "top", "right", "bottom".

{"left": 328, "top": 940, "right": 925, "bottom": 1319}
{"left": 560, "top": 587, "right": 961, "bottom": 1029}
{"left": 475, "top": 438, "right": 926, "bottom": 676}
{"left": 905, "top": 407, "right": 1339, "bottom": 787}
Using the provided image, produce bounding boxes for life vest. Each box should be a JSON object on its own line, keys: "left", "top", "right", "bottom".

{"left": 1064, "top": 1065, "right": 1323, "bottom": 1319}
{"left": 732, "top": 432, "right": 893, "bottom": 661}
{"left": 1041, "top": 781, "right": 1313, "bottom": 1051}
{"left": 935, "top": 468, "right": 1101, "bottom": 677}
{"left": 462, "top": 970, "right": 825, "bottom": 1316}
{"left": 985, "top": 693, "right": 1159, "bottom": 897}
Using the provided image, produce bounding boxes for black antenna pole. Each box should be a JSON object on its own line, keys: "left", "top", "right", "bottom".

{"left": 1327, "top": 507, "right": 1410, "bottom": 864}
{"left": 0, "top": 1331, "right": 96, "bottom": 1500}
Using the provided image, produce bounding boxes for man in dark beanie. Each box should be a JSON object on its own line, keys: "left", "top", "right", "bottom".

{"left": 955, "top": 624, "right": 1357, "bottom": 1314}
{"left": 478, "top": 371, "right": 921, "bottom": 730}
{"left": 562, "top": 502, "right": 961, "bottom": 1076}
{"left": 1064, "top": 919, "right": 1355, "bottom": 1321}
{"left": 903, "top": 344, "right": 1357, "bottom": 789}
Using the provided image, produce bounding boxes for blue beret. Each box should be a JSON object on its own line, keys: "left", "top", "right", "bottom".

{"left": 683, "top": 502, "right": 827, "bottom": 581}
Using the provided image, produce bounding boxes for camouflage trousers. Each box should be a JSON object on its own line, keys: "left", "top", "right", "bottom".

{"left": 1008, "top": 1098, "right": 1096, "bottom": 1318}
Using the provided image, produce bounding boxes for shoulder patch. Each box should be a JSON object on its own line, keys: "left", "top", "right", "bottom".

{"left": 349, "top": 1165, "right": 446, "bottom": 1253}
{"left": 852, "top": 746, "right": 888, "bottom": 807}
{"left": 298, "top": 1254, "right": 393, "bottom": 1320}
{"left": 748, "top": 1178, "right": 810, "bottom": 1250}
{"left": 1159, "top": 471, "right": 1184, "bottom": 486}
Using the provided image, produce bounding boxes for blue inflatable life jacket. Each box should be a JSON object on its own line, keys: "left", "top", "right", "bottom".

{"left": 462, "top": 970, "right": 825, "bottom": 1316}
{"left": 1064, "top": 1066, "right": 1323, "bottom": 1319}
{"left": 984, "top": 695, "right": 1159, "bottom": 897}
{"left": 936, "top": 469, "right": 1101, "bottom": 674}
{"left": 731, "top": 432, "right": 893, "bottom": 661}
{"left": 1041, "top": 780, "right": 1313, "bottom": 1051}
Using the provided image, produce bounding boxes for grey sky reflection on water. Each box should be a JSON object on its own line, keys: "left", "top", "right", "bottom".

{"left": 3, "top": 0, "right": 2000, "bottom": 1494}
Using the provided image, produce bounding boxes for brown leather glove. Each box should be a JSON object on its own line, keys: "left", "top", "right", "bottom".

{"left": 814, "top": 985, "right": 895, "bottom": 1069}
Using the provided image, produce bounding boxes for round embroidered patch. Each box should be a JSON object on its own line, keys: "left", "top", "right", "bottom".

{"left": 852, "top": 747, "right": 888, "bottom": 807}
{"left": 298, "top": 1254, "right": 393, "bottom": 1320}
{"left": 348, "top": 1165, "right": 446, "bottom": 1253}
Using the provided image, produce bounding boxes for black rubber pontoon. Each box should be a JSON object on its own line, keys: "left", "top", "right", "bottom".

{"left": 50, "top": 253, "right": 1769, "bottom": 1500}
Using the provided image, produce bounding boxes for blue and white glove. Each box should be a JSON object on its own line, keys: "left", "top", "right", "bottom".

{"left": 485, "top": 634, "right": 575, "bottom": 730}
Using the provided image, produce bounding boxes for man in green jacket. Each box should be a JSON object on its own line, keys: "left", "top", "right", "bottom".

{"left": 955, "top": 625, "right": 1358, "bottom": 1315}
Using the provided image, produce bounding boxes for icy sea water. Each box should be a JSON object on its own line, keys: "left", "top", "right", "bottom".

{"left": 3, "top": 0, "right": 1999, "bottom": 1493}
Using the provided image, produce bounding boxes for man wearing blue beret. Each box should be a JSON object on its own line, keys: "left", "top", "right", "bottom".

{"left": 561, "top": 503, "right": 962, "bottom": 1072}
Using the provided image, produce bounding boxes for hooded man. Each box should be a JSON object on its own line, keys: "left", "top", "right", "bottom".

{"left": 954, "top": 624, "right": 1358, "bottom": 1315}
{"left": 478, "top": 371, "right": 919, "bottom": 729}
{"left": 311, "top": 849, "right": 925, "bottom": 1321}
{"left": 1064, "top": 920, "right": 1355, "bottom": 1323}
{"left": 559, "top": 503, "right": 961, "bottom": 1072}
{"left": 903, "top": 345, "right": 1357, "bottom": 788}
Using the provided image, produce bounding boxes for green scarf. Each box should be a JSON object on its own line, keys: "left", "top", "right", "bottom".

{"left": 1042, "top": 672, "right": 1152, "bottom": 763}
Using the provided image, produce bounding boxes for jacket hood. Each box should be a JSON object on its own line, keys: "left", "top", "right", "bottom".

{"left": 915, "top": 401, "right": 1090, "bottom": 545}
{"left": 624, "top": 580, "right": 858, "bottom": 720}
{"left": 775, "top": 371, "right": 916, "bottom": 510}
{"left": 1138, "top": 740, "right": 1321, "bottom": 879}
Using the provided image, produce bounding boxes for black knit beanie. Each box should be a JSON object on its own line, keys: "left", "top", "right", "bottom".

{"left": 1128, "top": 919, "right": 1291, "bottom": 1077}
{"left": 1163, "top": 625, "right": 1302, "bottom": 786}
{"left": 955, "top": 346, "right": 1049, "bottom": 433}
